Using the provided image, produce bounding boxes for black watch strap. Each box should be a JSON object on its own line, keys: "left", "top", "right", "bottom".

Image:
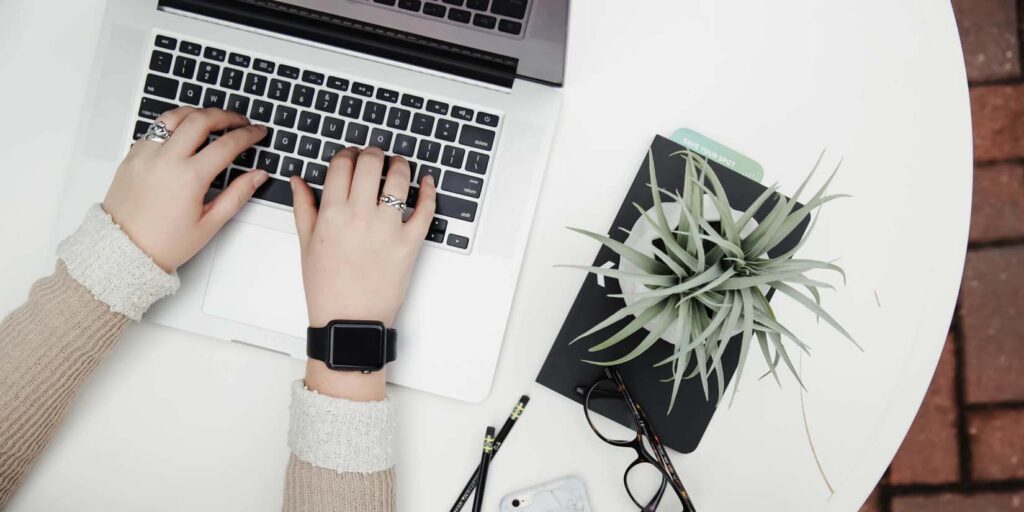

{"left": 306, "top": 322, "right": 397, "bottom": 370}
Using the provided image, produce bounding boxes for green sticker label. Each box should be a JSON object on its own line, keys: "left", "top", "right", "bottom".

{"left": 669, "top": 128, "right": 764, "bottom": 183}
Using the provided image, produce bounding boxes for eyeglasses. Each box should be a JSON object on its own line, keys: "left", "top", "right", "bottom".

{"left": 576, "top": 367, "right": 697, "bottom": 512}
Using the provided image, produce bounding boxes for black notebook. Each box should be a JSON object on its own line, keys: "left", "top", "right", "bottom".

{"left": 536, "top": 135, "right": 809, "bottom": 453}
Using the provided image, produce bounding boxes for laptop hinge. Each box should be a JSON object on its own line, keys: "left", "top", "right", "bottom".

{"left": 157, "top": 0, "right": 518, "bottom": 88}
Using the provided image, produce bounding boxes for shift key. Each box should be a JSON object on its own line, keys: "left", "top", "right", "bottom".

{"left": 458, "top": 125, "right": 495, "bottom": 151}
{"left": 435, "top": 193, "right": 477, "bottom": 222}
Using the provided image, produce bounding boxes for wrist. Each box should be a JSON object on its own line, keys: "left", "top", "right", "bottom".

{"left": 307, "top": 308, "right": 396, "bottom": 328}
{"left": 304, "top": 359, "right": 386, "bottom": 401}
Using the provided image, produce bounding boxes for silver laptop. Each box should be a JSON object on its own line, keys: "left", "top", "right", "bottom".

{"left": 56, "top": 0, "right": 566, "bottom": 402}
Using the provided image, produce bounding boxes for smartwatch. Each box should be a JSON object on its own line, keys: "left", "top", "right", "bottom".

{"left": 307, "top": 320, "right": 397, "bottom": 372}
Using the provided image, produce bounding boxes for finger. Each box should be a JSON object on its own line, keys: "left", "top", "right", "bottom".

{"left": 290, "top": 176, "right": 318, "bottom": 249}
{"left": 321, "top": 147, "right": 358, "bottom": 208}
{"left": 379, "top": 156, "right": 411, "bottom": 210}
{"left": 133, "top": 106, "right": 198, "bottom": 152}
{"left": 406, "top": 174, "right": 437, "bottom": 238}
{"left": 349, "top": 146, "right": 387, "bottom": 209}
{"left": 164, "top": 108, "right": 250, "bottom": 157}
{"left": 200, "top": 170, "right": 269, "bottom": 234}
{"left": 193, "top": 124, "right": 267, "bottom": 180}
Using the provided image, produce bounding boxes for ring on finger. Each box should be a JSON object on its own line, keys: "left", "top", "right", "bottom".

{"left": 378, "top": 194, "right": 407, "bottom": 212}
{"left": 141, "top": 120, "right": 173, "bottom": 144}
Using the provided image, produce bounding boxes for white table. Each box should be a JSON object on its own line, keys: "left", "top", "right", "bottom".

{"left": 0, "top": 1, "right": 971, "bottom": 510}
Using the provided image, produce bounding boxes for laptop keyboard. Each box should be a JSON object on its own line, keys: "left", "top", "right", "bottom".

{"left": 135, "top": 32, "right": 504, "bottom": 253}
{"left": 356, "top": 0, "right": 530, "bottom": 38}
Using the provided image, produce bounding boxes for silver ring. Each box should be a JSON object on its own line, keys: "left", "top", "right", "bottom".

{"left": 378, "top": 194, "right": 407, "bottom": 212}
{"left": 142, "top": 120, "right": 173, "bottom": 144}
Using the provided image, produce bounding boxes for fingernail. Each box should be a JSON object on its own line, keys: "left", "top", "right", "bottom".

{"left": 424, "top": 175, "right": 435, "bottom": 187}
{"left": 289, "top": 176, "right": 296, "bottom": 191}
{"left": 252, "top": 170, "right": 269, "bottom": 187}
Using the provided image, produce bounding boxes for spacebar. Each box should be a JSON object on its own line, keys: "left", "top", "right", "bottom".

{"left": 252, "top": 177, "right": 293, "bottom": 207}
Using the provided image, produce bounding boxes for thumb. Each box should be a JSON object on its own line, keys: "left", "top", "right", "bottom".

{"left": 290, "top": 176, "right": 318, "bottom": 249}
{"left": 201, "top": 170, "right": 268, "bottom": 234}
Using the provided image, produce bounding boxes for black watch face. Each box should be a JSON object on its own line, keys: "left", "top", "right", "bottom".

{"left": 328, "top": 322, "right": 386, "bottom": 371}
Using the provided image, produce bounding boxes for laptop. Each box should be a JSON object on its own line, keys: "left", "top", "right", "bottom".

{"left": 55, "top": 0, "right": 566, "bottom": 402}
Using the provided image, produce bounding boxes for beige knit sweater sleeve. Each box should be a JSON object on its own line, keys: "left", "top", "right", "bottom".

{"left": 0, "top": 205, "right": 395, "bottom": 511}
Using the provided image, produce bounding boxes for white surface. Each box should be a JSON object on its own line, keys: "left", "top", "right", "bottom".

{"left": 0, "top": 1, "right": 971, "bottom": 511}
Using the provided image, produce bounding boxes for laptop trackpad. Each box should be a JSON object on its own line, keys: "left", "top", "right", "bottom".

{"left": 202, "top": 220, "right": 307, "bottom": 339}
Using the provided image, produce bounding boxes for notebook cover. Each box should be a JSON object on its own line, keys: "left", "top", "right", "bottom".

{"left": 536, "top": 135, "right": 809, "bottom": 454}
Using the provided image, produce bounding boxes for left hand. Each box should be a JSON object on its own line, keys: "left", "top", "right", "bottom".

{"left": 103, "top": 107, "right": 269, "bottom": 272}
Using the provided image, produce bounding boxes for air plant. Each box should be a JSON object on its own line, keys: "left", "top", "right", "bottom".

{"left": 564, "top": 149, "right": 857, "bottom": 411}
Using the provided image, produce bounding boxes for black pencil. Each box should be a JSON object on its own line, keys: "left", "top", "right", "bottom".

{"left": 450, "top": 395, "right": 530, "bottom": 512}
{"left": 471, "top": 426, "right": 495, "bottom": 512}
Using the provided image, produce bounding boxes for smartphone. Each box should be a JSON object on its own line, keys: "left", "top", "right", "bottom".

{"left": 499, "top": 476, "right": 591, "bottom": 512}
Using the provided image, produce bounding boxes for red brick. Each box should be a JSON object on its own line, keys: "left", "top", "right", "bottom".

{"left": 961, "top": 246, "right": 1024, "bottom": 403}
{"left": 859, "top": 486, "right": 882, "bottom": 512}
{"left": 952, "top": 0, "right": 1020, "bottom": 81}
{"left": 972, "top": 85, "right": 1024, "bottom": 161}
{"left": 890, "top": 334, "right": 959, "bottom": 484}
{"left": 971, "top": 163, "right": 1024, "bottom": 243}
{"left": 892, "top": 491, "right": 1024, "bottom": 512}
{"left": 969, "top": 408, "right": 1024, "bottom": 480}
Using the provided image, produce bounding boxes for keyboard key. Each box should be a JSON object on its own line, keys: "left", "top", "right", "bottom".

{"left": 173, "top": 56, "right": 196, "bottom": 79}
{"left": 220, "top": 67, "right": 244, "bottom": 90}
{"left": 179, "top": 82, "right": 202, "bottom": 105}
{"left": 398, "top": 0, "right": 422, "bottom": 11}
{"left": 278, "top": 64, "right": 300, "bottom": 79}
{"left": 321, "top": 117, "right": 345, "bottom": 139}
{"left": 451, "top": 106, "right": 473, "bottom": 121}
{"left": 302, "top": 70, "right": 325, "bottom": 85}
{"left": 269, "top": 79, "right": 291, "bottom": 101}
{"left": 305, "top": 162, "right": 328, "bottom": 185}
{"left": 416, "top": 139, "right": 441, "bottom": 162}
{"left": 448, "top": 7, "right": 471, "bottom": 22}
{"left": 253, "top": 175, "right": 294, "bottom": 206}
{"left": 406, "top": 186, "right": 420, "bottom": 207}
{"left": 436, "top": 193, "right": 477, "bottom": 222}
{"left": 256, "top": 150, "right": 280, "bottom": 174}
{"left": 427, "top": 231, "right": 445, "bottom": 243}
{"left": 155, "top": 35, "right": 177, "bottom": 49}
{"left": 204, "top": 47, "right": 226, "bottom": 62}
{"left": 281, "top": 156, "right": 304, "bottom": 177}
{"left": 244, "top": 73, "right": 268, "bottom": 96}
{"left": 229, "top": 53, "right": 251, "bottom": 68}
{"left": 254, "top": 58, "right": 275, "bottom": 74}
{"left": 473, "top": 13, "right": 497, "bottom": 29}
{"left": 369, "top": 128, "right": 393, "bottom": 151}
{"left": 274, "top": 130, "right": 298, "bottom": 153}
{"left": 179, "top": 40, "right": 202, "bottom": 56}
{"left": 459, "top": 125, "right": 496, "bottom": 151}
{"left": 298, "top": 136, "right": 322, "bottom": 159}
{"left": 352, "top": 82, "right": 374, "bottom": 97}
{"left": 345, "top": 123, "right": 369, "bottom": 145}
{"left": 498, "top": 19, "right": 523, "bottom": 35}
{"left": 467, "top": 0, "right": 488, "bottom": 10}
{"left": 226, "top": 94, "right": 250, "bottom": 115}
{"left": 435, "top": 119, "right": 459, "bottom": 141}
{"left": 197, "top": 62, "right": 220, "bottom": 84}
{"left": 321, "top": 141, "right": 345, "bottom": 162}
{"left": 426, "top": 100, "right": 449, "bottom": 115}
{"left": 250, "top": 99, "right": 273, "bottom": 122}
{"left": 475, "top": 111, "right": 499, "bottom": 127}
{"left": 291, "top": 84, "right": 315, "bottom": 107}
{"left": 376, "top": 88, "right": 399, "bottom": 103}
{"left": 133, "top": 120, "right": 151, "bottom": 140}
{"left": 465, "top": 151, "right": 489, "bottom": 174}
{"left": 211, "top": 169, "right": 228, "bottom": 189}
{"left": 340, "top": 96, "right": 362, "bottom": 118}
{"left": 401, "top": 94, "right": 424, "bottom": 109}
{"left": 327, "top": 76, "right": 349, "bottom": 91}
{"left": 442, "top": 145, "right": 466, "bottom": 168}
{"left": 256, "top": 127, "right": 274, "bottom": 147}
{"left": 491, "top": 0, "right": 528, "bottom": 19}
{"left": 431, "top": 217, "right": 448, "bottom": 232}
{"left": 424, "top": 3, "right": 446, "bottom": 16}
{"left": 138, "top": 97, "right": 176, "bottom": 120}
{"left": 144, "top": 74, "right": 179, "bottom": 99}
{"left": 411, "top": 113, "right": 434, "bottom": 135}
{"left": 393, "top": 134, "right": 417, "bottom": 157}
{"left": 374, "top": 0, "right": 397, "bottom": 5}
{"left": 315, "top": 90, "right": 339, "bottom": 113}
{"left": 274, "top": 105, "right": 297, "bottom": 128}
{"left": 442, "top": 0, "right": 464, "bottom": 5}
{"left": 298, "top": 110, "right": 321, "bottom": 133}
{"left": 149, "top": 50, "right": 173, "bottom": 73}
{"left": 447, "top": 233, "right": 470, "bottom": 249}
{"left": 203, "top": 88, "right": 227, "bottom": 109}
{"left": 417, "top": 164, "right": 442, "bottom": 185}
{"left": 386, "top": 108, "right": 411, "bottom": 130}
{"left": 442, "top": 171, "right": 482, "bottom": 198}
{"left": 362, "top": 101, "right": 387, "bottom": 124}
{"left": 234, "top": 147, "right": 257, "bottom": 167}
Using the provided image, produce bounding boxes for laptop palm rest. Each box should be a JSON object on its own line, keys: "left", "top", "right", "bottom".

{"left": 202, "top": 220, "right": 307, "bottom": 340}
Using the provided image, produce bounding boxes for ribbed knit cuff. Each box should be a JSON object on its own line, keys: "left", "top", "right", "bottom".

{"left": 56, "top": 204, "right": 180, "bottom": 321}
{"left": 288, "top": 380, "right": 395, "bottom": 474}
